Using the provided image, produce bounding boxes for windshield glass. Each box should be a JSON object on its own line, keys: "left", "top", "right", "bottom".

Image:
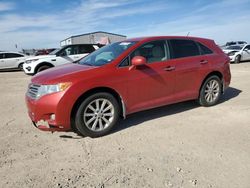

{"left": 226, "top": 46, "right": 242, "bottom": 50}
{"left": 79, "top": 41, "right": 137, "bottom": 66}
{"left": 49, "top": 48, "right": 61, "bottom": 55}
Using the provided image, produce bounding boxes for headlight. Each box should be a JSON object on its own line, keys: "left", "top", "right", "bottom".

{"left": 36, "top": 82, "right": 71, "bottom": 99}
{"left": 25, "top": 59, "right": 39, "bottom": 64}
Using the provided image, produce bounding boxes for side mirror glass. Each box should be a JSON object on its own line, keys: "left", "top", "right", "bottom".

{"left": 131, "top": 56, "right": 146, "bottom": 66}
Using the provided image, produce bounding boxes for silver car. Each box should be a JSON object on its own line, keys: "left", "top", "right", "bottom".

{"left": 223, "top": 45, "right": 250, "bottom": 64}
{"left": 0, "top": 52, "right": 28, "bottom": 70}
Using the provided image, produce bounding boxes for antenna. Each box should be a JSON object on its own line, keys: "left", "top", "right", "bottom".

{"left": 187, "top": 32, "right": 190, "bottom": 36}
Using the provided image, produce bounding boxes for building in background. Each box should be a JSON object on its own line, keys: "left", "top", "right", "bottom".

{"left": 60, "top": 31, "right": 126, "bottom": 46}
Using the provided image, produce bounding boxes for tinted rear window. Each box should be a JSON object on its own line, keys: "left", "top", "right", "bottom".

{"left": 197, "top": 42, "right": 213, "bottom": 55}
{"left": 5, "top": 53, "right": 24, "bottom": 58}
{"left": 169, "top": 39, "right": 200, "bottom": 58}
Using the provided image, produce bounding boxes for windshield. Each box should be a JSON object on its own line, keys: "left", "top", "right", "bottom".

{"left": 226, "top": 46, "right": 242, "bottom": 50}
{"left": 79, "top": 41, "right": 137, "bottom": 66}
{"left": 49, "top": 48, "right": 61, "bottom": 55}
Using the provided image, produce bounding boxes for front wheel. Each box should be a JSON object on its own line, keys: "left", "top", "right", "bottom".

{"left": 75, "top": 92, "right": 120, "bottom": 137}
{"left": 199, "top": 75, "right": 222, "bottom": 107}
{"left": 234, "top": 55, "right": 241, "bottom": 64}
{"left": 37, "top": 65, "right": 51, "bottom": 73}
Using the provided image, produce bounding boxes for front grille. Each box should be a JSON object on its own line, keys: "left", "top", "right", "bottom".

{"left": 27, "top": 84, "right": 40, "bottom": 99}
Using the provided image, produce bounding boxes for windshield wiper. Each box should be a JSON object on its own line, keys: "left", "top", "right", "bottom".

{"left": 82, "top": 62, "right": 93, "bottom": 66}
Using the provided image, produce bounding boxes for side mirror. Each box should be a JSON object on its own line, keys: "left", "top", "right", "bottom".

{"left": 131, "top": 56, "right": 146, "bottom": 66}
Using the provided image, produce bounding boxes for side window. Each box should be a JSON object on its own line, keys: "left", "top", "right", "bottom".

{"left": 79, "top": 45, "right": 95, "bottom": 54}
{"left": 59, "top": 46, "right": 79, "bottom": 56}
{"left": 5, "top": 53, "right": 23, "bottom": 58}
{"left": 0, "top": 54, "right": 4, "bottom": 59}
{"left": 119, "top": 57, "right": 130, "bottom": 67}
{"left": 197, "top": 42, "right": 213, "bottom": 55}
{"left": 244, "top": 45, "right": 250, "bottom": 50}
{"left": 131, "top": 40, "right": 169, "bottom": 64}
{"left": 169, "top": 39, "right": 200, "bottom": 58}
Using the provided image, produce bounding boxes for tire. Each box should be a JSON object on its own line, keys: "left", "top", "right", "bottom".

{"left": 18, "top": 63, "right": 23, "bottom": 70}
{"left": 37, "top": 65, "right": 51, "bottom": 73}
{"left": 199, "top": 75, "right": 222, "bottom": 107}
{"left": 234, "top": 55, "right": 241, "bottom": 64}
{"left": 75, "top": 92, "right": 120, "bottom": 137}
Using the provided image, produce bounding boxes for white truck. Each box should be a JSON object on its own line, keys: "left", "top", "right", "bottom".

{"left": 23, "top": 44, "right": 102, "bottom": 75}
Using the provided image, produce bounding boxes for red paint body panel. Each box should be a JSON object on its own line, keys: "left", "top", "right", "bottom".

{"left": 25, "top": 36, "right": 231, "bottom": 132}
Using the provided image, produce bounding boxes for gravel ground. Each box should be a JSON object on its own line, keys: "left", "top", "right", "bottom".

{"left": 0, "top": 63, "right": 249, "bottom": 188}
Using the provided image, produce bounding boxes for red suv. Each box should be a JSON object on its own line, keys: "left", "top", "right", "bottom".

{"left": 26, "top": 36, "right": 231, "bottom": 137}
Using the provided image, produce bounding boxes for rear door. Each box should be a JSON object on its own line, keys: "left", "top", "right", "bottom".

{"left": 168, "top": 39, "right": 210, "bottom": 101}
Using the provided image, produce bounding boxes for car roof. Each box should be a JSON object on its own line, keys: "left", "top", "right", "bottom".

{"left": 123, "top": 36, "right": 213, "bottom": 43}
{"left": 0, "top": 51, "right": 25, "bottom": 55}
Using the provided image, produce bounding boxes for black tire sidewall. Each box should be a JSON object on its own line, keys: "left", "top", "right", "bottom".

{"left": 235, "top": 55, "right": 241, "bottom": 64}
{"left": 37, "top": 65, "right": 50, "bottom": 73}
{"left": 75, "top": 92, "right": 120, "bottom": 138}
{"left": 199, "top": 76, "right": 222, "bottom": 107}
{"left": 18, "top": 63, "right": 23, "bottom": 70}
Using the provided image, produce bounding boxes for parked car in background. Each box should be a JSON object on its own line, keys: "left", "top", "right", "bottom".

{"left": 223, "top": 44, "right": 250, "bottom": 63}
{"left": 225, "top": 41, "right": 247, "bottom": 47}
{"left": 23, "top": 44, "right": 103, "bottom": 75}
{"left": 26, "top": 36, "right": 231, "bottom": 137}
{"left": 35, "top": 48, "right": 58, "bottom": 56}
{"left": 0, "top": 51, "right": 28, "bottom": 70}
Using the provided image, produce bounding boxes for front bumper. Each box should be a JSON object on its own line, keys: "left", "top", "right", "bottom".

{"left": 26, "top": 92, "right": 71, "bottom": 132}
{"left": 228, "top": 55, "right": 236, "bottom": 62}
{"left": 23, "top": 63, "right": 35, "bottom": 74}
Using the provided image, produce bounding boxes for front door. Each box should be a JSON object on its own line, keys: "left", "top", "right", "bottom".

{"left": 241, "top": 45, "right": 250, "bottom": 61}
{"left": 125, "top": 40, "right": 176, "bottom": 113}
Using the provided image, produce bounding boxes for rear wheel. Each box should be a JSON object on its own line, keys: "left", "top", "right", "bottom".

{"left": 37, "top": 65, "right": 51, "bottom": 73}
{"left": 199, "top": 75, "right": 222, "bottom": 107}
{"left": 18, "top": 63, "right": 23, "bottom": 70}
{"left": 234, "top": 55, "right": 241, "bottom": 64}
{"left": 75, "top": 92, "right": 120, "bottom": 137}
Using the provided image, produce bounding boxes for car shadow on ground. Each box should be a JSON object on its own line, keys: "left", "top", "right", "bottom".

{"left": 0, "top": 69, "right": 21, "bottom": 73}
{"left": 111, "top": 87, "right": 242, "bottom": 135}
{"left": 59, "top": 87, "right": 241, "bottom": 139}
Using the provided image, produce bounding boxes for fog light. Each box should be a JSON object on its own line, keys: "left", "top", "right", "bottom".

{"left": 50, "top": 114, "right": 56, "bottom": 121}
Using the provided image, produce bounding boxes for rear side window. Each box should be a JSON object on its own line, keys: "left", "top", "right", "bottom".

{"left": 5, "top": 53, "right": 24, "bottom": 58}
{"left": 169, "top": 39, "right": 200, "bottom": 58}
{"left": 197, "top": 42, "right": 213, "bottom": 55}
{"left": 0, "top": 54, "right": 4, "bottom": 59}
{"left": 79, "top": 45, "right": 95, "bottom": 54}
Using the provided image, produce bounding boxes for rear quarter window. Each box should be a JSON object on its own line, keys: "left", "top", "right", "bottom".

{"left": 169, "top": 39, "right": 200, "bottom": 59}
{"left": 197, "top": 42, "right": 213, "bottom": 55}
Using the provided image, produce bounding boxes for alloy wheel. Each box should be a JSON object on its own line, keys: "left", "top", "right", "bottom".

{"left": 204, "top": 79, "right": 220, "bottom": 103}
{"left": 83, "top": 98, "right": 114, "bottom": 132}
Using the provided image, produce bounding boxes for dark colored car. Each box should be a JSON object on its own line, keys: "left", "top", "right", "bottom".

{"left": 26, "top": 36, "right": 231, "bottom": 137}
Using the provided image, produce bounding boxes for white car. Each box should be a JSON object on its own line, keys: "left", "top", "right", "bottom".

{"left": 0, "top": 51, "right": 28, "bottom": 70}
{"left": 223, "top": 44, "right": 250, "bottom": 64}
{"left": 23, "top": 44, "right": 102, "bottom": 75}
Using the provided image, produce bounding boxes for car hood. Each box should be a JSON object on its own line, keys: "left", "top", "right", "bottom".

{"left": 26, "top": 54, "right": 56, "bottom": 61}
{"left": 31, "top": 63, "right": 98, "bottom": 84}
{"left": 223, "top": 49, "right": 240, "bottom": 54}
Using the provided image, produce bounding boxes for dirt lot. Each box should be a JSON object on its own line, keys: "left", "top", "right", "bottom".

{"left": 0, "top": 63, "right": 249, "bottom": 188}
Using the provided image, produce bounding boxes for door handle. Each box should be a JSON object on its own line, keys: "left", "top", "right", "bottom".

{"left": 164, "top": 66, "right": 175, "bottom": 71}
{"left": 200, "top": 60, "right": 208, "bottom": 64}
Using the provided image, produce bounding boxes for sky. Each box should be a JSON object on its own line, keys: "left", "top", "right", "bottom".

{"left": 0, "top": 0, "right": 249, "bottom": 51}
